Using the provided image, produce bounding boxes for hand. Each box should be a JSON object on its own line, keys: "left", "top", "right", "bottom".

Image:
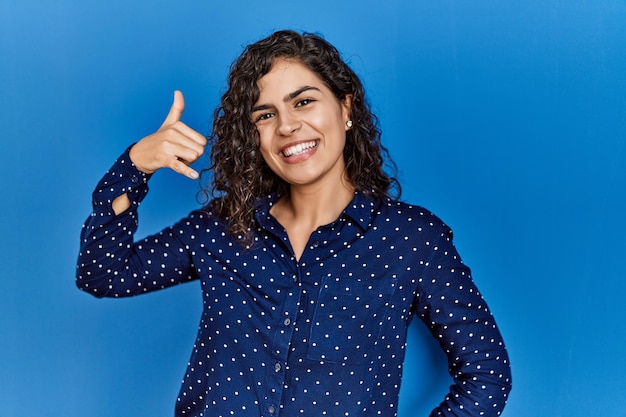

{"left": 129, "top": 91, "right": 207, "bottom": 179}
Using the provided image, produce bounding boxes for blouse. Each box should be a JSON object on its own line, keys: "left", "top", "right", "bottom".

{"left": 76, "top": 148, "right": 512, "bottom": 417}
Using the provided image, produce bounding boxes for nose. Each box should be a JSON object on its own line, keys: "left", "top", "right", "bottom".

{"left": 276, "top": 111, "right": 301, "bottom": 136}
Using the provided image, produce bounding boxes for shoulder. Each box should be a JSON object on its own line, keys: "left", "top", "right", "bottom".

{"left": 380, "top": 197, "right": 448, "bottom": 227}
{"left": 168, "top": 202, "right": 229, "bottom": 237}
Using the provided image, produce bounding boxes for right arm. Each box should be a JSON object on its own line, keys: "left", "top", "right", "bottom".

{"left": 76, "top": 91, "right": 208, "bottom": 297}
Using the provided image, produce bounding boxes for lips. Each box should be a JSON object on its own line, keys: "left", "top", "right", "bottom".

{"left": 281, "top": 140, "right": 318, "bottom": 158}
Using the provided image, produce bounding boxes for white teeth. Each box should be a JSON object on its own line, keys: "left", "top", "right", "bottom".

{"left": 282, "top": 140, "right": 317, "bottom": 157}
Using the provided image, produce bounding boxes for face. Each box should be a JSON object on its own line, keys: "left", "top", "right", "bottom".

{"left": 252, "top": 58, "right": 352, "bottom": 190}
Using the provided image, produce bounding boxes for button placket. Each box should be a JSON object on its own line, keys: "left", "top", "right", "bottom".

{"left": 263, "top": 280, "right": 301, "bottom": 417}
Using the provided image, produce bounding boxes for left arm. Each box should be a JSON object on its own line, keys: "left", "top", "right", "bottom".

{"left": 416, "top": 226, "right": 512, "bottom": 417}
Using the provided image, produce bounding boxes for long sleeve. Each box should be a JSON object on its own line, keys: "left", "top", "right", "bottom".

{"left": 76, "top": 148, "right": 198, "bottom": 298}
{"left": 416, "top": 226, "right": 512, "bottom": 416}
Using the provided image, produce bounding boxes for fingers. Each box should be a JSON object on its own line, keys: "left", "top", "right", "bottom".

{"left": 156, "top": 91, "right": 207, "bottom": 179}
{"left": 160, "top": 91, "right": 206, "bottom": 148}
{"left": 159, "top": 90, "right": 185, "bottom": 130}
{"left": 171, "top": 158, "right": 200, "bottom": 179}
{"left": 130, "top": 91, "right": 208, "bottom": 180}
{"left": 171, "top": 121, "right": 208, "bottom": 148}
{"left": 150, "top": 135, "right": 206, "bottom": 179}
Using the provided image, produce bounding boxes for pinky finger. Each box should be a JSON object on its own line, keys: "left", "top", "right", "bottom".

{"left": 171, "top": 158, "right": 199, "bottom": 179}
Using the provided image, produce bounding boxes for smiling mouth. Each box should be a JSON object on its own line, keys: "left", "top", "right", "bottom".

{"left": 281, "top": 140, "right": 318, "bottom": 157}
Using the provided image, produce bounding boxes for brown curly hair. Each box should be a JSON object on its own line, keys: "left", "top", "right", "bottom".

{"left": 201, "top": 30, "right": 400, "bottom": 244}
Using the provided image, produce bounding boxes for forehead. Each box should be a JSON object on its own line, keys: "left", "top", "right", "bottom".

{"left": 256, "top": 58, "right": 326, "bottom": 96}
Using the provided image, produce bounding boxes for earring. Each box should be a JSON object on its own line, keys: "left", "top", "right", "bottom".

{"left": 346, "top": 120, "right": 353, "bottom": 129}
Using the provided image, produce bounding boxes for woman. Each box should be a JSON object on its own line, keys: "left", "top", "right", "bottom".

{"left": 77, "top": 30, "right": 511, "bottom": 417}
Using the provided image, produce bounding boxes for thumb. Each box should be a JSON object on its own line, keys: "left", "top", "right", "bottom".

{"left": 159, "top": 90, "right": 185, "bottom": 130}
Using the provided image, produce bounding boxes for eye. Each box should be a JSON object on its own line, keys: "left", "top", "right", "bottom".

{"left": 254, "top": 112, "right": 275, "bottom": 122}
{"left": 295, "top": 98, "right": 314, "bottom": 107}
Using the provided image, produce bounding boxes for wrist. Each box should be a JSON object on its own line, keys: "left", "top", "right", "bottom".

{"left": 128, "top": 143, "right": 155, "bottom": 174}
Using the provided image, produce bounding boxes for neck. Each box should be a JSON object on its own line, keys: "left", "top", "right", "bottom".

{"left": 271, "top": 174, "right": 356, "bottom": 229}
{"left": 269, "top": 175, "right": 355, "bottom": 262}
{"left": 289, "top": 179, "right": 355, "bottom": 225}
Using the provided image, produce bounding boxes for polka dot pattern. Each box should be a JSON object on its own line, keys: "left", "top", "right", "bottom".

{"left": 77, "top": 149, "right": 512, "bottom": 417}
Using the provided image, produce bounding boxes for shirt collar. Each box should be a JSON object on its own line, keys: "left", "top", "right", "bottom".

{"left": 254, "top": 191, "right": 380, "bottom": 232}
{"left": 343, "top": 191, "right": 379, "bottom": 231}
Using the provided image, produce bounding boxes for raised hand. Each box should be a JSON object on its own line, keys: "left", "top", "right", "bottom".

{"left": 129, "top": 90, "right": 207, "bottom": 179}
{"left": 112, "top": 91, "right": 207, "bottom": 215}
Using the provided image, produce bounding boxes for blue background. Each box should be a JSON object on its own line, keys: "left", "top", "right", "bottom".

{"left": 2, "top": 1, "right": 625, "bottom": 416}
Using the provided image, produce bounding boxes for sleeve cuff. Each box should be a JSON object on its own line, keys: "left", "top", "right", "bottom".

{"left": 91, "top": 145, "right": 153, "bottom": 212}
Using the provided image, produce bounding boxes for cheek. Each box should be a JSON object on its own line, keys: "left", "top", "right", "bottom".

{"left": 317, "top": 108, "right": 346, "bottom": 136}
{"left": 323, "top": 117, "right": 348, "bottom": 146}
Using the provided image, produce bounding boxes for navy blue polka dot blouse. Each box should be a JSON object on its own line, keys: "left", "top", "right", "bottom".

{"left": 77, "top": 148, "right": 512, "bottom": 417}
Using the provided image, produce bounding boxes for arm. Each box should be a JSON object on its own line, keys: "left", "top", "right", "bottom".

{"left": 76, "top": 147, "right": 197, "bottom": 297}
{"left": 417, "top": 227, "right": 512, "bottom": 416}
{"left": 76, "top": 91, "right": 208, "bottom": 297}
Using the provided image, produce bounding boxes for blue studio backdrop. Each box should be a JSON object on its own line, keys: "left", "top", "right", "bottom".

{"left": 2, "top": 1, "right": 625, "bottom": 416}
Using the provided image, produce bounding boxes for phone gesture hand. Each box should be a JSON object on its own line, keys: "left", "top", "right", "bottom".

{"left": 129, "top": 91, "right": 207, "bottom": 179}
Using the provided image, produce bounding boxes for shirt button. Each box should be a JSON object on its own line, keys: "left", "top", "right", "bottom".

{"left": 312, "top": 240, "right": 320, "bottom": 248}
{"left": 130, "top": 175, "right": 140, "bottom": 184}
{"left": 283, "top": 317, "right": 291, "bottom": 326}
{"left": 267, "top": 405, "right": 276, "bottom": 414}
{"left": 275, "top": 362, "right": 282, "bottom": 372}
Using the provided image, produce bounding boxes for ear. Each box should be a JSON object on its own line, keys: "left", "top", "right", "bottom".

{"left": 342, "top": 94, "right": 353, "bottom": 127}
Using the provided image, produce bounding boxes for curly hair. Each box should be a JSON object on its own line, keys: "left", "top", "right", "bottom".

{"left": 202, "top": 30, "right": 400, "bottom": 244}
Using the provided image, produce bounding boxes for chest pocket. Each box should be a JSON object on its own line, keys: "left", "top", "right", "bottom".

{"left": 306, "top": 275, "right": 397, "bottom": 365}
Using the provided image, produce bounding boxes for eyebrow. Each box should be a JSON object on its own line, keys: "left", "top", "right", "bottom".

{"left": 251, "top": 86, "right": 321, "bottom": 113}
